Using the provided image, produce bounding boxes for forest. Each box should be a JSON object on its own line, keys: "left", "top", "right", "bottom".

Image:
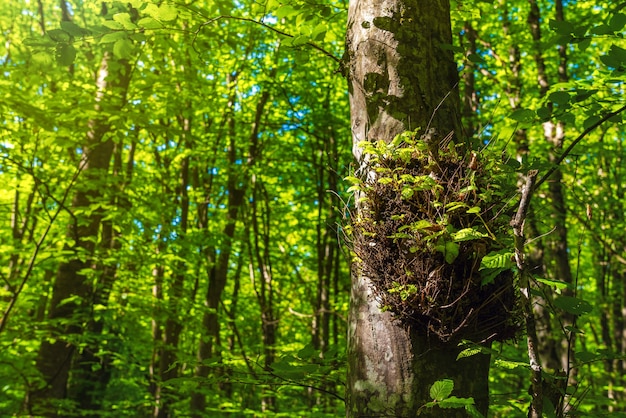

{"left": 0, "top": 0, "right": 625, "bottom": 416}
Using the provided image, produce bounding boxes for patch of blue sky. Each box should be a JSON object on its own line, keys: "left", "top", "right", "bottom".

{"left": 262, "top": 15, "right": 278, "bottom": 25}
{"left": 156, "top": 139, "right": 177, "bottom": 151}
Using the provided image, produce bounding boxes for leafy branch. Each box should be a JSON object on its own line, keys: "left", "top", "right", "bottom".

{"left": 534, "top": 103, "right": 626, "bottom": 191}
{"left": 193, "top": 15, "right": 341, "bottom": 64}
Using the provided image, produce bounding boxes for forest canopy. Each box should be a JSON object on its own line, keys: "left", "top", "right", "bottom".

{"left": 1, "top": 0, "right": 625, "bottom": 417}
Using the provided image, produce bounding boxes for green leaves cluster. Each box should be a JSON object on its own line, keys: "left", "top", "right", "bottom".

{"left": 418, "top": 379, "right": 484, "bottom": 418}
{"left": 348, "top": 130, "right": 515, "bottom": 267}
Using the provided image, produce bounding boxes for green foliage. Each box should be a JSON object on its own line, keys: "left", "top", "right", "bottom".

{"left": 1, "top": 0, "right": 626, "bottom": 416}
{"left": 0, "top": 0, "right": 350, "bottom": 416}
{"left": 419, "top": 379, "right": 484, "bottom": 417}
{"left": 349, "top": 129, "right": 520, "bottom": 341}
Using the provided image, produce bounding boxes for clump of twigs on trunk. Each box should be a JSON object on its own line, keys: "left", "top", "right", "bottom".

{"left": 347, "top": 129, "right": 520, "bottom": 342}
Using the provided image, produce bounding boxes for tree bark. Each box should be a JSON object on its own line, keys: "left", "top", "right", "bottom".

{"left": 345, "top": 0, "right": 490, "bottom": 416}
{"left": 527, "top": 4, "right": 576, "bottom": 415}
{"left": 68, "top": 139, "right": 134, "bottom": 415}
{"left": 154, "top": 114, "right": 191, "bottom": 418}
{"left": 27, "top": 50, "right": 131, "bottom": 416}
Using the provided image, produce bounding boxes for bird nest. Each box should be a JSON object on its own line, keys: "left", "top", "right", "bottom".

{"left": 348, "top": 130, "right": 520, "bottom": 342}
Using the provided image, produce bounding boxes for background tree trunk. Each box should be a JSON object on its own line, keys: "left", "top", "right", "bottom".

{"left": 27, "top": 51, "right": 131, "bottom": 416}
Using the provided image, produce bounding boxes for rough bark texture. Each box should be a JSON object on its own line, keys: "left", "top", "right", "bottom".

{"left": 345, "top": 0, "right": 490, "bottom": 416}
{"left": 347, "top": 0, "right": 461, "bottom": 162}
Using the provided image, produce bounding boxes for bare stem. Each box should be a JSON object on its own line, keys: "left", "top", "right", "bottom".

{"left": 510, "top": 170, "right": 543, "bottom": 418}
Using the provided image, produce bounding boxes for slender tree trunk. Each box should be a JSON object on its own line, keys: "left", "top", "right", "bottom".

{"left": 191, "top": 60, "right": 272, "bottom": 412}
{"left": 460, "top": 21, "right": 478, "bottom": 138}
{"left": 311, "top": 110, "right": 341, "bottom": 408}
{"left": 503, "top": 1, "right": 562, "bottom": 379}
{"left": 345, "top": 0, "right": 490, "bottom": 416}
{"left": 154, "top": 116, "right": 191, "bottom": 418}
{"left": 27, "top": 50, "right": 131, "bottom": 415}
{"left": 68, "top": 135, "right": 135, "bottom": 415}
{"left": 527, "top": 4, "right": 576, "bottom": 413}
{"left": 249, "top": 177, "right": 278, "bottom": 412}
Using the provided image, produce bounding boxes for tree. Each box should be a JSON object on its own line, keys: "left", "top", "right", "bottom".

{"left": 3, "top": 0, "right": 626, "bottom": 416}
{"left": 27, "top": 6, "right": 133, "bottom": 413}
{"left": 345, "top": 0, "right": 501, "bottom": 416}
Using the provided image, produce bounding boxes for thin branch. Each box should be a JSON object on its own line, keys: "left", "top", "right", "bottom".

{"left": 511, "top": 170, "right": 543, "bottom": 418}
{"left": 534, "top": 103, "right": 626, "bottom": 191}
{"left": 194, "top": 15, "right": 341, "bottom": 64}
{"left": 0, "top": 159, "right": 86, "bottom": 335}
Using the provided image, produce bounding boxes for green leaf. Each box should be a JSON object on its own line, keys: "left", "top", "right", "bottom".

{"left": 576, "top": 350, "right": 599, "bottom": 363}
{"left": 60, "top": 21, "right": 90, "bottom": 37}
{"left": 573, "top": 89, "right": 597, "bottom": 102}
{"left": 113, "top": 38, "right": 134, "bottom": 59}
{"left": 289, "top": 35, "right": 310, "bottom": 47}
{"left": 480, "top": 250, "right": 514, "bottom": 270}
{"left": 311, "top": 22, "right": 327, "bottom": 42}
{"left": 113, "top": 12, "right": 137, "bottom": 30}
{"left": 554, "top": 296, "right": 593, "bottom": 316}
{"left": 47, "top": 29, "right": 71, "bottom": 42}
{"left": 451, "top": 228, "right": 487, "bottom": 242}
{"left": 466, "top": 206, "right": 481, "bottom": 214}
{"left": 582, "top": 115, "right": 600, "bottom": 130}
{"left": 548, "top": 91, "right": 570, "bottom": 105}
{"left": 467, "top": 53, "right": 485, "bottom": 64}
{"left": 508, "top": 109, "right": 535, "bottom": 123}
{"left": 401, "top": 186, "right": 414, "bottom": 199}
{"left": 466, "top": 404, "right": 486, "bottom": 418}
{"left": 456, "top": 346, "right": 483, "bottom": 360}
{"left": 438, "top": 396, "right": 475, "bottom": 409}
{"left": 436, "top": 241, "right": 459, "bottom": 263}
{"left": 137, "top": 17, "right": 163, "bottom": 29}
{"left": 445, "top": 201, "right": 468, "bottom": 212}
{"left": 100, "top": 31, "right": 127, "bottom": 44}
{"left": 534, "top": 276, "right": 572, "bottom": 290}
{"left": 537, "top": 106, "right": 552, "bottom": 120}
{"left": 494, "top": 358, "right": 528, "bottom": 369}
{"left": 387, "top": 232, "right": 413, "bottom": 239}
{"left": 146, "top": 3, "right": 179, "bottom": 21}
{"left": 157, "top": 3, "right": 179, "bottom": 21}
{"left": 275, "top": 5, "right": 298, "bottom": 19}
{"left": 609, "top": 13, "right": 626, "bottom": 32}
{"left": 601, "top": 45, "right": 626, "bottom": 69}
{"left": 56, "top": 43, "right": 76, "bottom": 66}
{"left": 430, "top": 379, "right": 454, "bottom": 401}
{"left": 344, "top": 176, "right": 362, "bottom": 185}
{"left": 577, "top": 37, "right": 591, "bottom": 52}
{"left": 590, "top": 24, "right": 611, "bottom": 35}
{"left": 31, "top": 51, "right": 54, "bottom": 66}
{"left": 409, "top": 220, "right": 435, "bottom": 231}
{"left": 549, "top": 19, "right": 575, "bottom": 35}
{"left": 23, "top": 36, "right": 55, "bottom": 47}
{"left": 102, "top": 20, "right": 124, "bottom": 30}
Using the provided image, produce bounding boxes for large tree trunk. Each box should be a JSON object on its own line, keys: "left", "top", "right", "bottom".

{"left": 345, "top": 0, "right": 491, "bottom": 416}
